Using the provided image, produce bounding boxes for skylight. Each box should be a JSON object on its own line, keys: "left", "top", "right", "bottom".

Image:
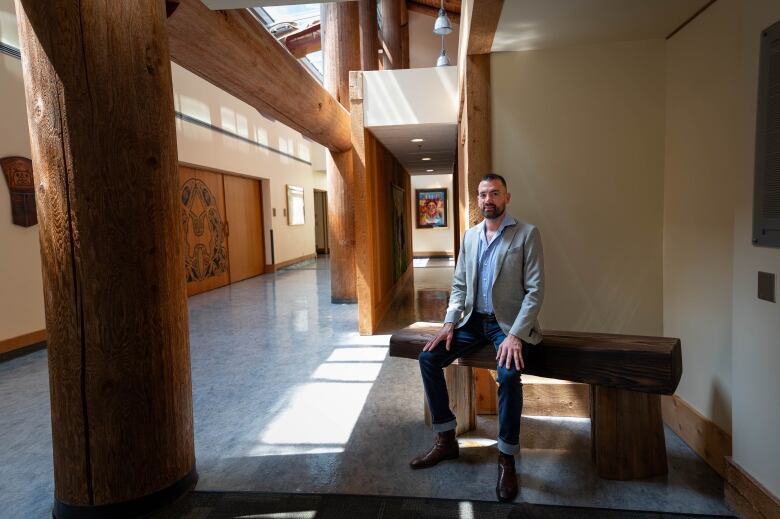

{"left": 254, "top": 4, "right": 323, "bottom": 79}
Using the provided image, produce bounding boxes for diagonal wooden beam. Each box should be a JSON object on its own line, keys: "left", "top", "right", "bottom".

{"left": 166, "top": 0, "right": 351, "bottom": 152}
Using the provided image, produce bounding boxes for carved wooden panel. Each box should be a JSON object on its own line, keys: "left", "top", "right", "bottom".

{"left": 179, "top": 166, "right": 230, "bottom": 295}
{"left": 1, "top": 156, "right": 37, "bottom": 227}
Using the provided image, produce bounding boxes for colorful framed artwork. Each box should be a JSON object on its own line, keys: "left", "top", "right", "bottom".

{"left": 415, "top": 188, "right": 447, "bottom": 229}
{"left": 287, "top": 185, "right": 305, "bottom": 225}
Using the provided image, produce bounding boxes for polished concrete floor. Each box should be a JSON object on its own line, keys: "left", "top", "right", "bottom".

{"left": 0, "top": 257, "right": 733, "bottom": 517}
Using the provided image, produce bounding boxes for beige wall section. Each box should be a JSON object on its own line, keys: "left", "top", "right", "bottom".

{"left": 491, "top": 39, "right": 666, "bottom": 336}
{"left": 730, "top": 0, "right": 780, "bottom": 497}
{"left": 0, "top": 50, "right": 45, "bottom": 343}
{"left": 410, "top": 174, "right": 454, "bottom": 255}
{"left": 409, "top": 10, "right": 459, "bottom": 69}
{"left": 664, "top": 0, "right": 740, "bottom": 437}
{"left": 172, "top": 62, "right": 327, "bottom": 266}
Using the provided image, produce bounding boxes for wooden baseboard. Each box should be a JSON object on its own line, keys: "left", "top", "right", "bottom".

{"left": 0, "top": 329, "right": 47, "bottom": 355}
{"left": 265, "top": 253, "right": 317, "bottom": 273}
{"left": 725, "top": 457, "right": 780, "bottom": 519}
{"left": 661, "top": 394, "right": 732, "bottom": 477}
{"left": 476, "top": 372, "right": 590, "bottom": 417}
{"left": 413, "top": 251, "right": 453, "bottom": 258}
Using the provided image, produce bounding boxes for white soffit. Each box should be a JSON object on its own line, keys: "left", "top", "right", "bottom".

{"left": 362, "top": 66, "right": 458, "bottom": 176}
{"left": 363, "top": 66, "right": 458, "bottom": 128}
{"left": 370, "top": 124, "right": 457, "bottom": 176}
{"left": 492, "top": 0, "right": 710, "bottom": 52}
{"left": 202, "top": 0, "right": 355, "bottom": 9}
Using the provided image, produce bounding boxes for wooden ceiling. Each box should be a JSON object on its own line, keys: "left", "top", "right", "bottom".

{"left": 408, "top": 0, "right": 461, "bottom": 13}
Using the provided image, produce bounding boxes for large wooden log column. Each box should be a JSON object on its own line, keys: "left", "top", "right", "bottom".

{"left": 380, "top": 0, "right": 409, "bottom": 69}
{"left": 359, "top": 0, "right": 380, "bottom": 71}
{"left": 15, "top": 1, "right": 196, "bottom": 516}
{"left": 323, "top": 1, "right": 362, "bottom": 303}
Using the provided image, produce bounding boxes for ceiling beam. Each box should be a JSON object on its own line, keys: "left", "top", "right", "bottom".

{"left": 406, "top": 1, "right": 460, "bottom": 25}
{"left": 467, "top": 0, "right": 503, "bottom": 54}
{"left": 166, "top": 0, "right": 351, "bottom": 152}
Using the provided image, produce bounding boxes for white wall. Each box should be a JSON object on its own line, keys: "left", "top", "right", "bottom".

{"left": 410, "top": 174, "right": 454, "bottom": 255}
{"left": 409, "top": 10, "right": 459, "bottom": 69}
{"left": 664, "top": 0, "right": 739, "bottom": 436}
{"left": 491, "top": 39, "right": 666, "bottom": 336}
{"left": 0, "top": 0, "right": 326, "bottom": 343}
{"left": 0, "top": 4, "right": 45, "bottom": 342}
{"left": 363, "top": 66, "right": 458, "bottom": 127}
{"left": 665, "top": 0, "right": 780, "bottom": 496}
{"left": 731, "top": 0, "right": 780, "bottom": 497}
{"left": 173, "top": 62, "right": 327, "bottom": 265}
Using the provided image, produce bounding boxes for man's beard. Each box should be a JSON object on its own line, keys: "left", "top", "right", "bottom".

{"left": 481, "top": 204, "right": 505, "bottom": 219}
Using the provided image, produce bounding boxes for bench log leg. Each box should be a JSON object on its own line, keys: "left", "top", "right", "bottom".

{"left": 475, "top": 368, "right": 498, "bottom": 415}
{"left": 590, "top": 385, "right": 668, "bottom": 480}
{"left": 424, "top": 364, "right": 476, "bottom": 435}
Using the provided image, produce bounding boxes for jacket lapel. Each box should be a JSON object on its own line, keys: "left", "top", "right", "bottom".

{"left": 492, "top": 224, "right": 519, "bottom": 286}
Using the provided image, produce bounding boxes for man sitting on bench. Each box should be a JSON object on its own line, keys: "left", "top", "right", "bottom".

{"left": 410, "top": 173, "right": 545, "bottom": 503}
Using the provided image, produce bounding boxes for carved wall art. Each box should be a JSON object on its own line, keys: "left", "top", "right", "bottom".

{"left": 0, "top": 156, "right": 37, "bottom": 227}
{"left": 180, "top": 178, "right": 227, "bottom": 282}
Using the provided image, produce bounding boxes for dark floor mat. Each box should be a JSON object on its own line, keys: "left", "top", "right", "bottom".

{"left": 151, "top": 491, "right": 738, "bottom": 519}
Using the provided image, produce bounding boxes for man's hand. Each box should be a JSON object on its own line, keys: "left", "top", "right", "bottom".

{"left": 423, "top": 322, "right": 455, "bottom": 352}
{"left": 496, "top": 334, "right": 525, "bottom": 371}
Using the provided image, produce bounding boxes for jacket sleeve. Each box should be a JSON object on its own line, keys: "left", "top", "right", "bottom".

{"left": 509, "top": 226, "right": 545, "bottom": 338}
{"left": 444, "top": 234, "right": 467, "bottom": 324}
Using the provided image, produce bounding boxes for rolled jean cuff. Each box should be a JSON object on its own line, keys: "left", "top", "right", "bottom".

{"left": 497, "top": 438, "right": 520, "bottom": 455}
{"left": 431, "top": 419, "right": 457, "bottom": 433}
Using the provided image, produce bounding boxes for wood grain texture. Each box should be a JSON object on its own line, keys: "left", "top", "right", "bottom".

{"left": 15, "top": 0, "right": 194, "bottom": 506}
{"left": 224, "top": 174, "right": 264, "bottom": 283}
{"left": 661, "top": 394, "right": 732, "bottom": 477}
{"left": 407, "top": 2, "right": 461, "bottom": 25}
{"left": 524, "top": 379, "right": 590, "bottom": 417}
{"left": 475, "top": 370, "right": 590, "bottom": 417}
{"left": 390, "top": 323, "right": 683, "bottom": 394}
{"left": 424, "top": 364, "right": 475, "bottom": 435}
{"left": 464, "top": 54, "right": 491, "bottom": 226}
{"left": 351, "top": 71, "right": 375, "bottom": 331}
{"left": 180, "top": 166, "right": 230, "bottom": 296}
{"left": 725, "top": 457, "right": 780, "bottom": 519}
{"left": 324, "top": 2, "right": 361, "bottom": 304}
{"left": 166, "top": 0, "right": 350, "bottom": 152}
{"left": 0, "top": 329, "right": 46, "bottom": 355}
{"left": 591, "top": 385, "right": 667, "bottom": 480}
{"left": 381, "top": 0, "right": 405, "bottom": 70}
{"left": 474, "top": 367, "right": 497, "bottom": 414}
{"left": 467, "top": 0, "right": 503, "bottom": 55}
{"left": 359, "top": 0, "right": 380, "bottom": 71}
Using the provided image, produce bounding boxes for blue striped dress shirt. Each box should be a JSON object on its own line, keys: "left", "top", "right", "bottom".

{"left": 474, "top": 214, "right": 517, "bottom": 315}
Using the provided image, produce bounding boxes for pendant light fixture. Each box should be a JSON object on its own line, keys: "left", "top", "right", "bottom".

{"left": 436, "top": 35, "right": 450, "bottom": 67}
{"left": 433, "top": 0, "right": 452, "bottom": 35}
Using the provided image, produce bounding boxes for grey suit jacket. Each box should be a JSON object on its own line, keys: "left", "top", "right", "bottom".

{"left": 444, "top": 216, "right": 545, "bottom": 344}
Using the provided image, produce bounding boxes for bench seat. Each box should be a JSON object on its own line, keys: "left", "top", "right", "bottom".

{"left": 389, "top": 322, "right": 684, "bottom": 480}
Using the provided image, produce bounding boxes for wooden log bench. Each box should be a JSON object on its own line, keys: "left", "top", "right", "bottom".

{"left": 389, "top": 322, "right": 683, "bottom": 480}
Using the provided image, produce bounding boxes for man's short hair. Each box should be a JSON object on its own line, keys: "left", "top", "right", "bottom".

{"left": 480, "top": 173, "right": 507, "bottom": 190}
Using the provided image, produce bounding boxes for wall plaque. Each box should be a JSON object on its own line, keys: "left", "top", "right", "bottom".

{"left": 1, "top": 156, "right": 37, "bottom": 227}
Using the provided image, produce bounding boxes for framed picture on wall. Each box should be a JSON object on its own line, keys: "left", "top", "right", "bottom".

{"left": 287, "top": 185, "right": 305, "bottom": 225}
{"left": 415, "top": 188, "right": 447, "bottom": 229}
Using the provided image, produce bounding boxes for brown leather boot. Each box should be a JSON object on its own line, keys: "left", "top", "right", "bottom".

{"left": 409, "top": 430, "right": 459, "bottom": 469}
{"left": 496, "top": 453, "right": 518, "bottom": 502}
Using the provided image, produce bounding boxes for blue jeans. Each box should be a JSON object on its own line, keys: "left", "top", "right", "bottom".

{"left": 418, "top": 315, "right": 528, "bottom": 455}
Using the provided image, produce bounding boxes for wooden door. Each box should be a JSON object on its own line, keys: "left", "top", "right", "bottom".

{"left": 224, "top": 174, "right": 265, "bottom": 283}
{"left": 314, "top": 189, "right": 329, "bottom": 254}
{"left": 179, "top": 166, "right": 230, "bottom": 296}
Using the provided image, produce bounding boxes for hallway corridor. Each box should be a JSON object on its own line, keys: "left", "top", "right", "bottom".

{"left": 0, "top": 258, "right": 733, "bottom": 517}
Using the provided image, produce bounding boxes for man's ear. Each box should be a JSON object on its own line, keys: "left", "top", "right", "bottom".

{"left": 505, "top": 192, "right": 511, "bottom": 204}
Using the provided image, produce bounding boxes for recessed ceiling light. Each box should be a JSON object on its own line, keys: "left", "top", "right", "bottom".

{"left": 421, "top": 157, "right": 431, "bottom": 161}
{"left": 411, "top": 138, "right": 424, "bottom": 143}
{"left": 426, "top": 169, "right": 434, "bottom": 172}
